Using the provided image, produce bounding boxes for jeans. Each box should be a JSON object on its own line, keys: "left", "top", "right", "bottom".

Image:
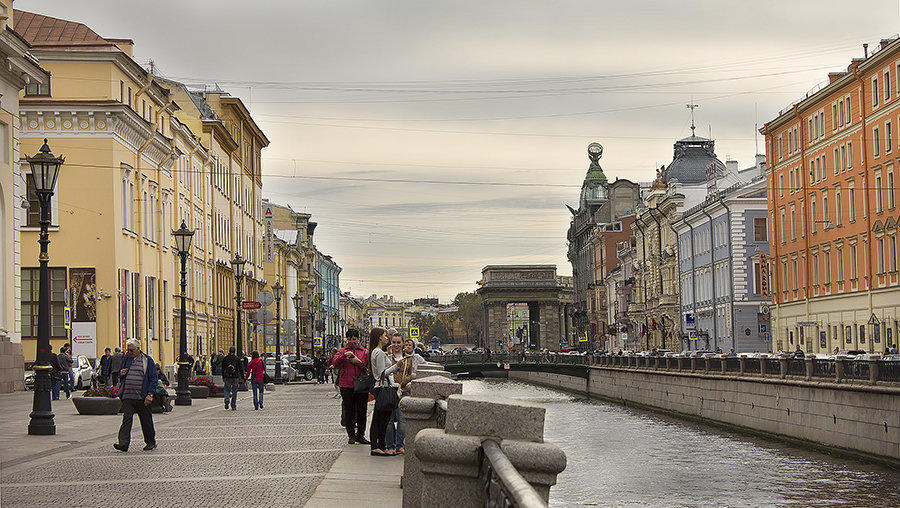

{"left": 118, "top": 398, "right": 155, "bottom": 449}
{"left": 51, "top": 377, "right": 61, "bottom": 400}
{"left": 110, "top": 372, "right": 120, "bottom": 388}
{"left": 223, "top": 377, "right": 240, "bottom": 409}
{"left": 250, "top": 379, "right": 264, "bottom": 409}
{"left": 385, "top": 393, "right": 407, "bottom": 451}
{"left": 59, "top": 372, "right": 71, "bottom": 398}
{"left": 339, "top": 387, "right": 368, "bottom": 439}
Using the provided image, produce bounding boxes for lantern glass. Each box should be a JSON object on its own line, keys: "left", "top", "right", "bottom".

{"left": 173, "top": 220, "right": 194, "bottom": 254}
{"left": 272, "top": 281, "right": 283, "bottom": 300}
{"left": 231, "top": 254, "right": 245, "bottom": 279}
{"left": 27, "top": 139, "right": 64, "bottom": 193}
{"left": 292, "top": 293, "right": 301, "bottom": 308}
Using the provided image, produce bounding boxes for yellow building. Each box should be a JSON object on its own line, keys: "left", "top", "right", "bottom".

{"left": 0, "top": 3, "right": 48, "bottom": 391}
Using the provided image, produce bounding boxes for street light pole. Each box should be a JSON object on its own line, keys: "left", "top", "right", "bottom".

{"left": 173, "top": 220, "right": 194, "bottom": 406}
{"left": 292, "top": 293, "right": 302, "bottom": 357}
{"left": 231, "top": 254, "right": 245, "bottom": 359}
{"left": 272, "top": 281, "right": 283, "bottom": 384}
{"left": 27, "top": 139, "right": 63, "bottom": 436}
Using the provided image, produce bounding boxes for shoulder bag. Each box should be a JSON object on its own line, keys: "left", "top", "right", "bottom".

{"left": 374, "top": 371, "right": 399, "bottom": 412}
{"left": 352, "top": 360, "right": 375, "bottom": 394}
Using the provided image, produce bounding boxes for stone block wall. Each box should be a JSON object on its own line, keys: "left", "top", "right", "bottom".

{"left": 509, "top": 367, "right": 900, "bottom": 462}
{"left": 0, "top": 336, "right": 25, "bottom": 393}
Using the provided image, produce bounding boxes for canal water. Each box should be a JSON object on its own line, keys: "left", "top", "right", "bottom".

{"left": 462, "top": 379, "right": 900, "bottom": 507}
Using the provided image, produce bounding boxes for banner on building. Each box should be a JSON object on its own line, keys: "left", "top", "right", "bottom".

{"left": 759, "top": 252, "right": 769, "bottom": 298}
{"left": 119, "top": 268, "right": 128, "bottom": 349}
{"left": 263, "top": 205, "right": 275, "bottom": 263}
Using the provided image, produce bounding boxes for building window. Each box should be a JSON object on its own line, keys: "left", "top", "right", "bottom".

{"left": 851, "top": 244, "right": 858, "bottom": 279}
{"left": 813, "top": 253, "right": 820, "bottom": 285}
{"left": 779, "top": 174, "right": 784, "bottom": 198}
{"left": 780, "top": 208, "right": 786, "bottom": 244}
{"left": 837, "top": 247, "right": 844, "bottom": 282}
{"left": 848, "top": 180, "right": 856, "bottom": 222}
{"left": 823, "top": 191, "right": 829, "bottom": 222}
{"left": 876, "top": 172, "right": 883, "bottom": 213}
{"left": 874, "top": 76, "right": 880, "bottom": 107}
{"left": 891, "top": 236, "right": 898, "bottom": 272}
{"left": 878, "top": 238, "right": 886, "bottom": 274}
{"left": 888, "top": 122, "right": 893, "bottom": 153}
{"left": 888, "top": 165, "right": 895, "bottom": 209}
{"left": 886, "top": 70, "right": 891, "bottom": 100}
{"left": 21, "top": 268, "right": 67, "bottom": 339}
{"left": 811, "top": 194, "right": 817, "bottom": 233}
{"left": 790, "top": 204, "right": 796, "bottom": 241}
{"left": 778, "top": 135, "right": 783, "bottom": 160}
{"left": 792, "top": 259, "right": 798, "bottom": 290}
{"left": 874, "top": 127, "right": 880, "bottom": 157}
{"left": 846, "top": 96, "right": 852, "bottom": 125}
{"left": 754, "top": 217, "right": 767, "bottom": 242}
{"left": 25, "top": 72, "right": 50, "bottom": 97}
{"left": 835, "top": 185, "right": 842, "bottom": 225}
{"left": 824, "top": 251, "right": 832, "bottom": 284}
{"left": 848, "top": 141, "right": 853, "bottom": 168}
{"left": 839, "top": 99, "right": 845, "bottom": 127}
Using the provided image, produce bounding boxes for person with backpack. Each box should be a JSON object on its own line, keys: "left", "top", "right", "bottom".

{"left": 244, "top": 351, "right": 265, "bottom": 410}
{"left": 221, "top": 347, "right": 244, "bottom": 411}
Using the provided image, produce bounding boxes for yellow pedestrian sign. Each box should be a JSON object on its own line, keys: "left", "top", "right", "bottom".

{"left": 313, "top": 337, "right": 322, "bottom": 347}
{"left": 578, "top": 332, "right": 588, "bottom": 342}
{"left": 410, "top": 327, "right": 419, "bottom": 338}
{"left": 688, "top": 330, "right": 698, "bottom": 340}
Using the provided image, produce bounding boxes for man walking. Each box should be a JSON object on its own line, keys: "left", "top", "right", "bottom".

{"left": 221, "top": 346, "right": 244, "bottom": 411}
{"left": 109, "top": 347, "right": 124, "bottom": 387}
{"left": 113, "top": 339, "right": 158, "bottom": 452}
{"left": 212, "top": 350, "right": 224, "bottom": 376}
{"left": 99, "top": 348, "right": 112, "bottom": 386}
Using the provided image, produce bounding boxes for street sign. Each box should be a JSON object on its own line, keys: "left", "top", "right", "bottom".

{"left": 759, "top": 252, "right": 769, "bottom": 298}
{"left": 797, "top": 321, "right": 818, "bottom": 327}
{"left": 258, "top": 290, "right": 274, "bottom": 307}
{"left": 313, "top": 337, "right": 323, "bottom": 347}
{"left": 868, "top": 313, "right": 880, "bottom": 326}
{"left": 758, "top": 324, "right": 767, "bottom": 333}
{"left": 64, "top": 306, "right": 71, "bottom": 330}
{"left": 256, "top": 308, "right": 274, "bottom": 325}
{"left": 242, "top": 301, "right": 261, "bottom": 310}
{"left": 688, "top": 330, "right": 698, "bottom": 340}
{"left": 282, "top": 319, "right": 296, "bottom": 334}
{"left": 410, "top": 327, "right": 419, "bottom": 338}
{"left": 764, "top": 332, "right": 771, "bottom": 342}
{"left": 503, "top": 363, "right": 510, "bottom": 370}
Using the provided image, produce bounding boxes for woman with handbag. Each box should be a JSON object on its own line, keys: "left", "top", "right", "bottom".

{"left": 367, "top": 327, "right": 411, "bottom": 456}
{"left": 332, "top": 329, "right": 371, "bottom": 445}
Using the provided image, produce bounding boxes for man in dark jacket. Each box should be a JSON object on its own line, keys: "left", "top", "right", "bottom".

{"left": 113, "top": 339, "right": 159, "bottom": 452}
{"left": 211, "top": 350, "right": 224, "bottom": 376}
{"left": 99, "top": 348, "right": 112, "bottom": 386}
{"left": 49, "top": 345, "right": 62, "bottom": 400}
{"left": 109, "top": 347, "right": 124, "bottom": 387}
{"left": 221, "top": 347, "right": 244, "bottom": 411}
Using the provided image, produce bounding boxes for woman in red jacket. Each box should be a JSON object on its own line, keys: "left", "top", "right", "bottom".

{"left": 331, "top": 328, "right": 370, "bottom": 444}
{"left": 244, "top": 351, "right": 265, "bottom": 410}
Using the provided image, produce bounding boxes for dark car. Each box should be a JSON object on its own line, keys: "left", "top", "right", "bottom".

{"left": 292, "top": 355, "right": 316, "bottom": 381}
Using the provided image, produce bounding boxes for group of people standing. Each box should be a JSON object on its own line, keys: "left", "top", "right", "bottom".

{"left": 332, "top": 326, "right": 424, "bottom": 457}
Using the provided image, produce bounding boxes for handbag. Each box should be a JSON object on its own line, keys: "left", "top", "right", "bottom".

{"left": 374, "top": 372, "right": 400, "bottom": 412}
{"left": 353, "top": 372, "right": 375, "bottom": 394}
{"left": 155, "top": 380, "right": 167, "bottom": 396}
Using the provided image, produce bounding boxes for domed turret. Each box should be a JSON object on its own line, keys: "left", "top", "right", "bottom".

{"left": 579, "top": 142, "right": 609, "bottom": 208}
{"left": 662, "top": 135, "right": 725, "bottom": 185}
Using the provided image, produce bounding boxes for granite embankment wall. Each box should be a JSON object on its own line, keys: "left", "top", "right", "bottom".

{"left": 509, "top": 367, "right": 900, "bottom": 464}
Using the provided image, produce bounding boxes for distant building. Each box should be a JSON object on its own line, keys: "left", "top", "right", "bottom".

{"left": 761, "top": 37, "right": 900, "bottom": 353}
{"left": 672, "top": 156, "right": 770, "bottom": 353}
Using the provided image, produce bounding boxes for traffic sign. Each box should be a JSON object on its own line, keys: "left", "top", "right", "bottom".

{"left": 64, "top": 306, "right": 71, "bottom": 330}
{"left": 410, "top": 327, "right": 419, "bottom": 338}
{"left": 258, "top": 290, "right": 274, "bottom": 307}
{"left": 313, "top": 337, "right": 323, "bottom": 347}
{"left": 868, "top": 313, "right": 880, "bottom": 326}
{"left": 256, "top": 308, "right": 274, "bottom": 325}
{"left": 688, "top": 330, "right": 698, "bottom": 340}
{"left": 758, "top": 324, "right": 767, "bottom": 333}
{"left": 242, "top": 301, "right": 261, "bottom": 310}
{"left": 282, "top": 319, "right": 296, "bottom": 334}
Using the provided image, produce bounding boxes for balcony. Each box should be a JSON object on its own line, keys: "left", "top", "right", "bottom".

{"left": 627, "top": 302, "right": 645, "bottom": 313}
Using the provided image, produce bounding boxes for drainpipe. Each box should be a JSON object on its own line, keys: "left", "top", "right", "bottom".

{"left": 701, "top": 206, "right": 718, "bottom": 350}
{"left": 851, "top": 62, "right": 875, "bottom": 353}
{"left": 133, "top": 131, "right": 154, "bottom": 347}
{"left": 717, "top": 195, "right": 735, "bottom": 351}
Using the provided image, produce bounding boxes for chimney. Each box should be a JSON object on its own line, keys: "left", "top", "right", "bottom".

{"left": 755, "top": 154, "right": 766, "bottom": 168}
{"left": 864, "top": 43, "right": 868, "bottom": 58}
{"left": 726, "top": 160, "right": 739, "bottom": 173}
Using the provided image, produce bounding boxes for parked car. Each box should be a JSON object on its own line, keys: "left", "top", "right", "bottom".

{"left": 292, "top": 355, "right": 316, "bottom": 381}
{"left": 71, "top": 355, "right": 94, "bottom": 389}
{"left": 836, "top": 349, "right": 866, "bottom": 359}
{"left": 24, "top": 370, "right": 35, "bottom": 390}
{"left": 265, "top": 357, "right": 297, "bottom": 382}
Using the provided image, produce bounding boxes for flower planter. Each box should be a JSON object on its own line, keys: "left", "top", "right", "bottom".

{"left": 72, "top": 395, "right": 122, "bottom": 415}
{"left": 188, "top": 385, "right": 210, "bottom": 398}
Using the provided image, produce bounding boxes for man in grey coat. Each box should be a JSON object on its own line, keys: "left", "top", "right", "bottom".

{"left": 109, "top": 347, "right": 124, "bottom": 387}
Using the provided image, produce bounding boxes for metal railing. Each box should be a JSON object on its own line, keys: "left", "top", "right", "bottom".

{"left": 480, "top": 439, "right": 547, "bottom": 508}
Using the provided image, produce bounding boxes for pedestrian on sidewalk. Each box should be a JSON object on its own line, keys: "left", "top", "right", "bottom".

{"left": 98, "top": 348, "right": 112, "bottom": 387}
{"left": 49, "top": 345, "right": 62, "bottom": 400}
{"left": 55, "top": 346, "right": 71, "bottom": 399}
{"left": 211, "top": 350, "right": 224, "bottom": 376}
{"left": 61, "top": 345, "right": 75, "bottom": 392}
{"left": 222, "top": 346, "right": 244, "bottom": 411}
{"left": 113, "top": 339, "right": 158, "bottom": 452}
{"left": 385, "top": 329, "right": 405, "bottom": 454}
{"left": 332, "top": 328, "right": 370, "bottom": 445}
{"left": 109, "top": 347, "right": 123, "bottom": 387}
{"left": 368, "top": 327, "right": 410, "bottom": 456}
{"left": 153, "top": 363, "right": 170, "bottom": 413}
{"left": 244, "top": 351, "right": 265, "bottom": 410}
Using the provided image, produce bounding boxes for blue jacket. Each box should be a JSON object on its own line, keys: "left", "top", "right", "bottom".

{"left": 120, "top": 353, "right": 159, "bottom": 399}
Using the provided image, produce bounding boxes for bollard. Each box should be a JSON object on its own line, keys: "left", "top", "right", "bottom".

{"left": 868, "top": 357, "right": 879, "bottom": 385}
{"left": 738, "top": 356, "right": 746, "bottom": 376}
{"left": 835, "top": 357, "right": 845, "bottom": 383}
{"left": 779, "top": 357, "right": 788, "bottom": 379}
{"left": 804, "top": 357, "right": 814, "bottom": 381}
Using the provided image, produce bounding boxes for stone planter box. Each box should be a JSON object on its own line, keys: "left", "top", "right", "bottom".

{"left": 208, "top": 387, "right": 224, "bottom": 398}
{"left": 72, "top": 395, "right": 122, "bottom": 415}
{"left": 188, "top": 385, "right": 210, "bottom": 398}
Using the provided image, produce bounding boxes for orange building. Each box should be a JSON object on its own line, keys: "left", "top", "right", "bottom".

{"left": 761, "top": 38, "right": 900, "bottom": 354}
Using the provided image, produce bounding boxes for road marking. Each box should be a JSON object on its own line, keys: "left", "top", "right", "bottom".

{"left": 4, "top": 472, "right": 326, "bottom": 488}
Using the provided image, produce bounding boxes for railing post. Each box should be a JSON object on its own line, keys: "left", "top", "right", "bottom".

{"left": 691, "top": 357, "right": 698, "bottom": 372}
{"left": 804, "top": 357, "right": 814, "bottom": 381}
{"left": 779, "top": 357, "right": 788, "bottom": 379}
{"left": 835, "top": 357, "right": 845, "bottom": 383}
{"left": 704, "top": 357, "right": 711, "bottom": 373}
{"left": 760, "top": 357, "right": 767, "bottom": 377}
{"left": 868, "top": 357, "right": 879, "bottom": 385}
{"left": 720, "top": 357, "right": 727, "bottom": 375}
{"left": 739, "top": 356, "right": 746, "bottom": 376}
{"left": 401, "top": 375, "right": 463, "bottom": 508}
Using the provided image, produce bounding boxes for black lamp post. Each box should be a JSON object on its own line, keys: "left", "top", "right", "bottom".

{"left": 173, "top": 220, "right": 194, "bottom": 406}
{"left": 292, "top": 293, "right": 302, "bottom": 357}
{"left": 27, "top": 139, "right": 63, "bottom": 436}
{"left": 318, "top": 292, "right": 325, "bottom": 358}
{"left": 272, "top": 281, "right": 283, "bottom": 384}
{"left": 231, "top": 254, "right": 245, "bottom": 358}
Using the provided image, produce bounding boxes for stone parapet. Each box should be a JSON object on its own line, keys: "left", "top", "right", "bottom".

{"left": 0, "top": 337, "right": 25, "bottom": 393}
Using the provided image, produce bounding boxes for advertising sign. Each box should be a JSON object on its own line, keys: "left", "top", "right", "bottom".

{"left": 263, "top": 205, "right": 275, "bottom": 263}
{"left": 759, "top": 252, "right": 769, "bottom": 298}
{"left": 71, "top": 322, "right": 97, "bottom": 358}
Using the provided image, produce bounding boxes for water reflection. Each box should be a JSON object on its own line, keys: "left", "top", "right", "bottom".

{"left": 462, "top": 379, "right": 900, "bottom": 507}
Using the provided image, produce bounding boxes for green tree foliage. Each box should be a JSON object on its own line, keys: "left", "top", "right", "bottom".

{"left": 409, "top": 313, "right": 437, "bottom": 336}
{"left": 429, "top": 319, "right": 449, "bottom": 341}
{"left": 451, "top": 292, "right": 482, "bottom": 344}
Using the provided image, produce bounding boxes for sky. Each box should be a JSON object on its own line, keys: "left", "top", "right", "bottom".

{"left": 16, "top": 0, "right": 900, "bottom": 302}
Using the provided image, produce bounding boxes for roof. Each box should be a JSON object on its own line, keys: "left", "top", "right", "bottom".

{"left": 663, "top": 135, "right": 724, "bottom": 185}
{"left": 14, "top": 10, "right": 113, "bottom": 48}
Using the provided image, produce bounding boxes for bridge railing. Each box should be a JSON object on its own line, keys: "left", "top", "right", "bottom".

{"left": 480, "top": 438, "right": 548, "bottom": 508}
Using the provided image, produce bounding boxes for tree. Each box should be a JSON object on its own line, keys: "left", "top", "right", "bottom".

{"left": 409, "top": 313, "right": 437, "bottom": 337}
{"left": 451, "top": 292, "right": 482, "bottom": 346}
{"left": 428, "top": 320, "right": 449, "bottom": 342}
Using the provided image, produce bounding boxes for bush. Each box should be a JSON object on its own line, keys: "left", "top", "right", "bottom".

{"left": 82, "top": 386, "right": 119, "bottom": 398}
{"left": 189, "top": 377, "right": 219, "bottom": 394}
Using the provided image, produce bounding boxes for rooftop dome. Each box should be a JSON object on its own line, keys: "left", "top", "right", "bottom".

{"left": 662, "top": 135, "right": 724, "bottom": 185}
{"left": 579, "top": 142, "right": 609, "bottom": 208}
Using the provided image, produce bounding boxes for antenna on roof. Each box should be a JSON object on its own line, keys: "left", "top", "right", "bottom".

{"left": 148, "top": 59, "right": 156, "bottom": 75}
{"left": 686, "top": 99, "right": 699, "bottom": 137}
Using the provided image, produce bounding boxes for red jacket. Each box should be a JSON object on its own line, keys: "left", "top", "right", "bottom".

{"left": 245, "top": 357, "right": 264, "bottom": 382}
{"left": 331, "top": 345, "right": 369, "bottom": 389}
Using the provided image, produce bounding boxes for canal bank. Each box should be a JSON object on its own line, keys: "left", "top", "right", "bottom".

{"left": 463, "top": 378, "right": 900, "bottom": 507}
{"left": 503, "top": 366, "right": 900, "bottom": 467}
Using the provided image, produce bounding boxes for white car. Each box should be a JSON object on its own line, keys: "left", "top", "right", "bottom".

{"left": 71, "top": 355, "right": 94, "bottom": 389}
{"left": 265, "top": 357, "right": 297, "bottom": 382}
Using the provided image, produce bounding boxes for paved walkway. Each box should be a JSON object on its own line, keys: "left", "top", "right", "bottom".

{"left": 0, "top": 383, "right": 402, "bottom": 507}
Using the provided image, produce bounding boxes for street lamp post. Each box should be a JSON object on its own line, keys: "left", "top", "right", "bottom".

{"left": 318, "top": 292, "right": 325, "bottom": 358}
{"left": 272, "top": 281, "right": 283, "bottom": 384}
{"left": 173, "top": 220, "right": 194, "bottom": 406}
{"left": 27, "top": 139, "right": 64, "bottom": 436}
{"left": 231, "top": 254, "right": 245, "bottom": 358}
{"left": 292, "top": 293, "right": 302, "bottom": 357}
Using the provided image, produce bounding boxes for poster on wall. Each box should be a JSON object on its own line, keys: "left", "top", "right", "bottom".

{"left": 69, "top": 268, "right": 97, "bottom": 358}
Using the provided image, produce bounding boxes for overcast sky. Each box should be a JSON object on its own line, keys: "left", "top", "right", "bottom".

{"left": 17, "top": 1, "right": 900, "bottom": 302}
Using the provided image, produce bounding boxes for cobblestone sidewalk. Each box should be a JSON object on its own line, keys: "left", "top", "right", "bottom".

{"left": 0, "top": 382, "right": 347, "bottom": 507}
